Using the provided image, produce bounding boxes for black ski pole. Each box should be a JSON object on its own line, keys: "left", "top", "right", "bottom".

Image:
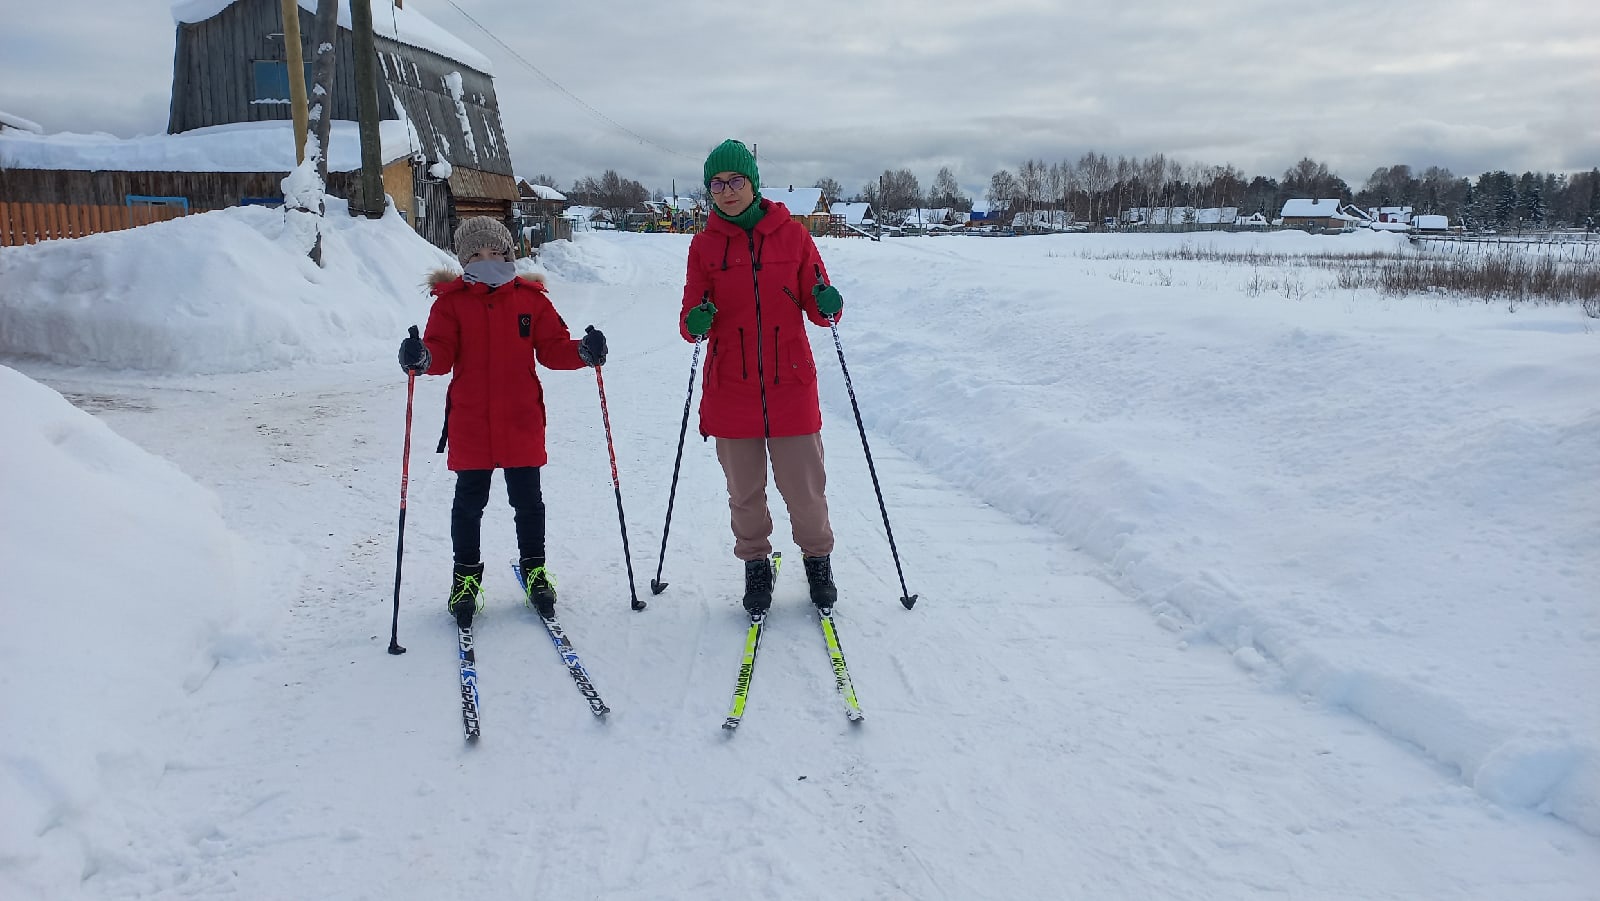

{"left": 817, "top": 268, "right": 918, "bottom": 609}
{"left": 650, "top": 336, "right": 703, "bottom": 595}
{"left": 388, "top": 326, "right": 420, "bottom": 654}
{"left": 589, "top": 327, "right": 645, "bottom": 611}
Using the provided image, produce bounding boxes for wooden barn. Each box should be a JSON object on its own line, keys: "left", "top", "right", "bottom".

{"left": 166, "top": 0, "right": 517, "bottom": 248}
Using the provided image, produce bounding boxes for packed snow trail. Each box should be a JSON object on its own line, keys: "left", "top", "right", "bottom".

{"left": 13, "top": 231, "right": 1595, "bottom": 900}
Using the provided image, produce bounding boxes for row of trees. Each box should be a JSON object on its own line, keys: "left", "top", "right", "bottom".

{"left": 857, "top": 156, "right": 1597, "bottom": 232}
{"left": 547, "top": 157, "right": 1600, "bottom": 233}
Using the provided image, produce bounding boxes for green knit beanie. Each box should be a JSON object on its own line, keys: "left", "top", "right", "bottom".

{"left": 703, "top": 139, "right": 760, "bottom": 194}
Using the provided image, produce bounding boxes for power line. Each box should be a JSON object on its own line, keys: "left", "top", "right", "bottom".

{"left": 431, "top": 0, "right": 692, "bottom": 161}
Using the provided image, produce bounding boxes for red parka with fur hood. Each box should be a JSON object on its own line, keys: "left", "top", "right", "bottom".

{"left": 421, "top": 269, "right": 586, "bottom": 471}
{"left": 679, "top": 199, "right": 842, "bottom": 439}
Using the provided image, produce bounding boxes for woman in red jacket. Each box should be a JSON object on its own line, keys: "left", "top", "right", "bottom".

{"left": 679, "top": 139, "right": 845, "bottom": 615}
{"left": 399, "top": 216, "right": 607, "bottom": 626}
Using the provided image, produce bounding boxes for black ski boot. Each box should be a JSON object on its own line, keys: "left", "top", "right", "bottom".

{"left": 803, "top": 555, "right": 838, "bottom": 610}
{"left": 742, "top": 557, "right": 774, "bottom": 615}
{"left": 520, "top": 558, "right": 557, "bottom": 619}
{"left": 449, "top": 561, "right": 486, "bottom": 628}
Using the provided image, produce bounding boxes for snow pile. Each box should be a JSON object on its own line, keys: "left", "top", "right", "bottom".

{"left": 811, "top": 228, "right": 1600, "bottom": 833}
{"left": 0, "top": 198, "right": 453, "bottom": 374}
{"left": 0, "top": 367, "right": 250, "bottom": 893}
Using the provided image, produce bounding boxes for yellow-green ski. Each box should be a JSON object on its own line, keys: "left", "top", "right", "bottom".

{"left": 721, "top": 614, "right": 765, "bottom": 730}
{"left": 723, "top": 552, "right": 779, "bottom": 732}
{"left": 819, "top": 610, "right": 864, "bottom": 722}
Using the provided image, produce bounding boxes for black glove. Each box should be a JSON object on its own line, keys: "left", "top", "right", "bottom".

{"left": 398, "top": 325, "right": 430, "bottom": 375}
{"left": 578, "top": 325, "right": 607, "bottom": 367}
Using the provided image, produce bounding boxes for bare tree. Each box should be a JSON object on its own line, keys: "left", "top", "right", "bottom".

{"left": 814, "top": 177, "right": 843, "bottom": 205}
{"left": 987, "top": 169, "right": 1019, "bottom": 221}
{"left": 929, "top": 166, "right": 966, "bottom": 210}
{"left": 1017, "top": 159, "right": 1045, "bottom": 219}
{"left": 874, "top": 169, "right": 923, "bottom": 221}
{"left": 1077, "top": 152, "right": 1112, "bottom": 225}
{"left": 1282, "top": 157, "right": 1349, "bottom": 200}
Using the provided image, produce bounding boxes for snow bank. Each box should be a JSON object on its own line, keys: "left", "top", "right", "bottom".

{"left": 0, "top": 366, "right": 250, "bottom": 895}
{"left": 0, "top": 199, "right": 453, "bottom": 374}
{"left": 807, "top": 230, "right": 1600, "bottom": 835}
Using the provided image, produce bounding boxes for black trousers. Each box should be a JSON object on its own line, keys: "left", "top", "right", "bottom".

{"left": 451, "top": 467, "right": 545, "bottom": 565}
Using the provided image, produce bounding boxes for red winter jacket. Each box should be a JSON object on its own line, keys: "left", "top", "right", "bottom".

{"left": 680, "top": 200, "right": 841, "bottom": 439}
{"left": 421, "top": 270, "right": 586, "bottom": 470}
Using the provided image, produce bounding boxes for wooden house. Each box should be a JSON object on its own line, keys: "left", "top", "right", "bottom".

{"left": 762, "top": 186, "right": 835, "bottom": 236}
{"left": 166, "top": 0, "right": 517, "bottom": 249}
{"left": 1279, "top": 198, "right": 1361, "bottom": 232}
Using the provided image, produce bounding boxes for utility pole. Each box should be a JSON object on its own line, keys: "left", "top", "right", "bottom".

{"left": 350, "top": 0, "right": 385, "bottom": 218}
{"left": 310, "top": 0, "right": 338, "bottom": 189}
{"left": 280, "top": 0, "right": 309, "bottom": 165}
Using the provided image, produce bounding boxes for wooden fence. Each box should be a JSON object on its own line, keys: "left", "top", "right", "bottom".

{"left": 0, "top": 202, "right": 190, "bottom": 247}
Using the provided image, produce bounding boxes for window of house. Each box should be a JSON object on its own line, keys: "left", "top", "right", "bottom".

{"left": 251, "top": 61, "right": 313, "bottom": 104}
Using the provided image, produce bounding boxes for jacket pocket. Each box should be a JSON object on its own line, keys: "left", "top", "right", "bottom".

{"left": 705, "top": 338, "right": 720, "bottom": 390}
{"left": 777, "top": 334, "right": 816, "bottom": 385}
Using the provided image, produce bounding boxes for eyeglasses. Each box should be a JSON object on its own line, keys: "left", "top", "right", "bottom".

{"left": 709, "top": 176, "right": 749, "bottom": 195}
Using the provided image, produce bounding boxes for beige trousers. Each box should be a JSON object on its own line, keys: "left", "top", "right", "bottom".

{"left": 715, "top": 432, "right": 835, "bottom": 561}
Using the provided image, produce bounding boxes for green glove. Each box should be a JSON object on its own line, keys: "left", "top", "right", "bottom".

{"left": 813, "top": 283, "right": 843, "bottom": 317}
{"left": 685, "top": 300, "right": 716, "bottom": 337}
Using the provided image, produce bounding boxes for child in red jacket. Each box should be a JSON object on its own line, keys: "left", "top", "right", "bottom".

{"left": 399, "top": 217, "right": 607, "bottom": 626}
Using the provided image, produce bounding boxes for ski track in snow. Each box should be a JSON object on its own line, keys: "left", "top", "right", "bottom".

{"left": 15, "top": 233, "right": 1599, "bottom": 900}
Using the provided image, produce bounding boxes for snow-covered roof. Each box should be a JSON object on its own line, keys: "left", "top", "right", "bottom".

{"left": 169, "top": 1, "right": 494, "bottom": 74}
{"left": 1414, "top": 214, "right": 1450, "bottom": 229}
{"left": 520, "top": 182, "right": 566, "bottom": 201}
{"left": 562, "top": 204, "right": 608, "bottom": 221}
{"left": 1280, "top": 198, "right": 1345, "bottom": 218}
{"left": 0, "top": 120, "right": 414, "bottom": 172}
{"left": 0, "top": 110, "right": 43, "bottom": 133}
{"left": 829, "top": 202, "right": 873, "bottom": 224}
{"left": 762, "top": 186, "right": 825, "bottom": 215}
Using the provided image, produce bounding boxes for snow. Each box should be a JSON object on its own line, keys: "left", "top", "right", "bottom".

{"left": 1, "top": 216, "right": 1597, "bottom": 899}
{"left": 522, "top": 182, "right": 567, "bottom": 201}
{"left": 440, "top": 71, "right": 478, "bottom": 163}
{"left": 170, "top": 0, "right": 494, "bottom": 75}
{"left": 760, "top": 186, "right": 825, "bottom": 215}
{"left": 0, "top": 109, "right": 44, "bottom": 133}
{"left": 1280, "top": 198, "right": 1346, "bottom": 217}
{"left": 0, "top": 119, "right": 416, "bottom": 172}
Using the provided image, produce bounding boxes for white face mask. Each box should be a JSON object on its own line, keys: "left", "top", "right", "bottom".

{"left": 462, "top": 259, "right": 516, "bottom": 287}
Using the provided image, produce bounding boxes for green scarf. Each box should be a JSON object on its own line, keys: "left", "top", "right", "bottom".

{"left": 714, "top": 197, "right": 767, "bottom": 231}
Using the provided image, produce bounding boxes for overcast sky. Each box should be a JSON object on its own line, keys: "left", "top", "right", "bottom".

{"left": 2, "top": 0, "right": 1596, "bottom": 199}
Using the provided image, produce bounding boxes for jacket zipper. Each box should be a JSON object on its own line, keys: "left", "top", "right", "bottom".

{"left": 748, "top": 233, "right": 771, "bottom": 436}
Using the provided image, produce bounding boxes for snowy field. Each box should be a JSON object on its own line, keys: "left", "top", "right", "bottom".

{"left": 1, "top": 205, "right": 1597, "bottom": 899}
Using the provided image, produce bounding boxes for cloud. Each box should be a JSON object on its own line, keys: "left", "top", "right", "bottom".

{"left": 2, "top": 0, "right": 1595, "bottom": 196}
